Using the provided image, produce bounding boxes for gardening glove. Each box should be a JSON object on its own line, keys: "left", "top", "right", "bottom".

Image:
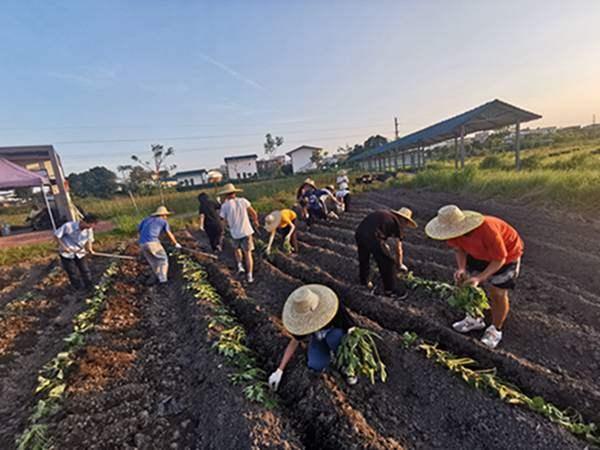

{"left": 174, "top": 243, "right": 182, "bottom": 250}
{"left": 268, "top": 369, "right": 283, "bottom": 391}
{"left": 348, "top": 327, "right": 357, "bottom": 334}
{"left": 399, "top": 263, "right": 409, "bottom": 273}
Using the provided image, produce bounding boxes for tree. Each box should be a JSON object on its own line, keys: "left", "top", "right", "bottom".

{"left": 310, "top": 148, "right": 328, "bottom": 170}
{"left": 67, "top": 167, "right": 118, "bottom": 198}
{"left": 264, "top": 133, "right": 284, "bottom": 159}
{"left": 131, "top": 144, "right": 176, "bottom": 204}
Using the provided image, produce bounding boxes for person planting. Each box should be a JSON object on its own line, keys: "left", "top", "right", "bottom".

{"left": 54, "top": 214, "right": 99, "bottom": 291}
{"left": 268, "top": 284, "right": 356, "bottom": 391}
{"left": 354, "top": 208, "right": 417, "bottom": 297}
{"left": 425, "top": 205, "right": 524, "bottom": 349}
{"left": 264, "top": 209, "right": 298, "bottom": 255}
{"left": 198, "top": 192, "right": 223, "bottom": 253}
{"left": 218, "top": 183, "right": 259, "bottom": 283}
{"left": 138, "top": 206, "right": 182, "bottom": 285}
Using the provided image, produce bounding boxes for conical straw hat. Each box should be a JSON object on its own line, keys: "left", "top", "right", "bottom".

{"left": 151, "top": 205, "right": 173, "bottom": 216}
{"left": 282, "top": 285, "right": 339, "bottom": 336}
{"left": 264, "top": 210, "right": 282, "bottom": 233}
{"left": 217, "top": 183, "right": 244, "bottom": 196}
{"left": 425, "top": 205, "right": 484, "bottom": 240}
{"left": 391, "top": 207, "right": 418, "bottom": 228}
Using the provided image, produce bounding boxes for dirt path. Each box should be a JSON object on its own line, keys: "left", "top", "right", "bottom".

{"left": 187, "top": 230, "right": 582, "bottom": 449}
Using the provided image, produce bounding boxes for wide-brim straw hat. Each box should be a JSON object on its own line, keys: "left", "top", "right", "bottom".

{"left": 218, "top": 183, "right": 244, "bottom": 196}
{"left": 264, "top": 210, "right": 282, "bottom": 233}
{"left": 303, "top": 178, "right": 316, "bottom": 188}
{"left": 151, "top": 205, "right": 173, "bottom": 216}
{"left": 282, "top": 284, "right": 339, "bottom": 336}
{"left": 391, "top": 207, "right": 418, "bottom": 228}
{"left": 338, "top": 169, "right": 348, "bottom": 175}
{"left": 425, "top": 205, "right": 484, "bottom": 240}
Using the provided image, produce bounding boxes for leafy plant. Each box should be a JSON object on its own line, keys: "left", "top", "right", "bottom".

{"left": 335, "top": 328, "right": 387, "bottom": 384}
{"left": 402, "top": 331, "right": 418, "bottom": 348}
{"left": 16, "top": 424, "right": 50, "bottom": 450}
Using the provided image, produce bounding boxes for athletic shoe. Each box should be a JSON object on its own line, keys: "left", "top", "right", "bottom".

{"left": 481, "top": 325, "right": 503, "bottom": 349}
{"left": 247, "top": 273, "right": 254, "bottom": 284}
{"left": 237, "top": 263, "right": 245, "bottom": 274}
{"left": 452, "top": 316, "right": 486, "bottom": 333}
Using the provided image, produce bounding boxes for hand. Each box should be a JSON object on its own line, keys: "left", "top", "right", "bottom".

{"left": 466, "top": 276, "right": 481, "bottom": 288}
{"left": 268, "top": 369, "right": 283, "bottom": 391}
{"left": 399, "top": 263, "right": 409, "bottom": 273}
{"left": 175, "top": 243, "right": 182, "bottom": 249}
{"left": 454, "top": 269, "right": 467, "bottom": 285}
{"left": 199, "top": 226, "right": 205, "bottom": 231}
{"left": 348, "top": 326, "right": 357, "bottom": 334}
{"left": 266, "top": 248, "right": 272, "bottom": 256}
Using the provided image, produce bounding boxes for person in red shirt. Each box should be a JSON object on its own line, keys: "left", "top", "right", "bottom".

{"left": 425, "top": 205, "right": 524, "bottom": 349}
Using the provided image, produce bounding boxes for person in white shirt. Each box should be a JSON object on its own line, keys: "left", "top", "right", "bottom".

{"left": 336, "top": 170, "right": 351, "bottom": 211}
{"left": 218, "top": 183, "right": 259, "bottom": 283}
{"left": 336, "top": 170, "right": 349, "bottom": 190}
{"left": 54, "top": 214, "right": 98, "bottom": 290}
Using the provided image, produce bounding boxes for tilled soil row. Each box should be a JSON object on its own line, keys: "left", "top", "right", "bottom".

{"left": 265, "top": 249, "right": 600, "bottom": 428}
{"left": 0, "top": 260, "right": 109, "bottom": 449}
{"left": 186, "top": 233, "right": 582, "bottom": 449}
{"left": 49, "top": 255, "right": 302, "bottom": 449}
{"left": 0, "top": 259, "right": 55, "bottom": 310}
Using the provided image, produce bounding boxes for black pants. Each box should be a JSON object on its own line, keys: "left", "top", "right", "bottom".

{"left": 342, "top": 194, "right": 351, "bottom": 212}
{"left": 356, "top": 237, "right": 397, "bottom": 292}
{"left": 60, "top": 256, "right": 93, "bottom": 289}
{"left": 205, "top": 223, "right": 224, "bottom": 252}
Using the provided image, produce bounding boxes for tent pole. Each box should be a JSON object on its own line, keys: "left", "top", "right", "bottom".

{"left": 42, "top": 185, "right": 57, "bottom": 231}
{"left": 515, "top": 122, "right": 521, "bottom": 170}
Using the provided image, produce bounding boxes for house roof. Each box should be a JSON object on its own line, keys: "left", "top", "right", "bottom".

{"left": 347, "top": 99, "right": 542, "bottom": 163}
{"left": 224, "top": 154, "right": 258, "bottom": 162}
{"left": 287, "top": 145, "right": 322, "bottom": 156}
{"left": 174, "top": 169, "right": 207, "bottom": 177}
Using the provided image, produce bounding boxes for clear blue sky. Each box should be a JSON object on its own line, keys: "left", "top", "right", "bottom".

{"left": 1, "top": 0, "right": 598, "bottom": 174}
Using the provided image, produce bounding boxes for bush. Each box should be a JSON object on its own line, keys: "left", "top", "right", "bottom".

{"left": 479, "top": 155, "right": 508, "bottom": 170}
{"left": 520, "top": 154, "right": 542, "bottom": 170}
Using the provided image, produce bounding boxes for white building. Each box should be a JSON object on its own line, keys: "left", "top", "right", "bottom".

{"left": 224, "top": 154, "right": 258, "bottom": 180}
{"left": 174, "top": 169, "right": 208, "bottom": 187}
{"left": 287, "top": 145, "right": 321, "bottom": 173}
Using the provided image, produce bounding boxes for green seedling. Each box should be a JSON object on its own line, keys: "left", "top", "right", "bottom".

{"left": 401, "top": 331, "right": 418, "bottom": 348}
{"left": 335, "top": 328, "right": 387, "bottom": 384}
{"left": 16, "top": 424, "right": 50, "bottom": 450}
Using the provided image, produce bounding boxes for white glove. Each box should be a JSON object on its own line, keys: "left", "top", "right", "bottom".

{"left": 268, "top": 369, "right": 283, "bottom": 391}
{"left": 175, "top": 243, "right": 182, "bottom": 249}
{"left": 399, "top": 264, "right": 408, "bottom": 273}
{"left": 348, "top": 327, "right": 357, "bottom": 334}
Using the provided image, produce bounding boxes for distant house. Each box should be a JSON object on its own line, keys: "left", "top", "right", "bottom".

{"left": 224, "top": 154, "right": 258, "bottom": 180}
{"left": 174, "top": 169, "right": 208, "bottom": 187}
{"left": 287, "top": 145, "right": 322, "bottom": 174}
{"left": 364, "top": 135, "right": 388, "bottom": 149}
{"left": 257, "top": 155, "right": 286, "bottom": 175}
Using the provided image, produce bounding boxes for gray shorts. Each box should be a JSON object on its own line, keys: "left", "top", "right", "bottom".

{"left": 233, "top": 235, "right": 254, "bottom": 252}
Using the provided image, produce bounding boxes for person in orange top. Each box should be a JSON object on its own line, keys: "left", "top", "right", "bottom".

{"left": 264, "top": 209, "right": 299, "bottom": 255}
{"left": 425, "top": 205, "right": 524, "bottom": 349}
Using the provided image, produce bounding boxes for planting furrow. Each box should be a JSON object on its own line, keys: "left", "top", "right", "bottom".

{"left": 186, "top": 233, "right": 582, "bottom": 449}
{"left": 265, "top": 250, "right": 600, "bottom": 427}
{"left": 0, "top": 260, "right": 55, "bottom": 310}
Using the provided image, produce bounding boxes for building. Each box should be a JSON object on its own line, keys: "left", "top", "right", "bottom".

{"left": 257, "top": 155, "right": 286, "bottom": 175}
{"left": 224, "top": 154, "right": 258, "bottom": 180}
{"left": 364, "top": 135, "right": 388, "bottom": 149}
{"left": 174, "top": 169, "right": 208, "bottom": 187}
{"left": 287, "top": 145, "right": 321, "bottom": 173}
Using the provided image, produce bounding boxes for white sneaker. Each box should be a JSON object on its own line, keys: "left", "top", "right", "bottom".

{"left": 247, "top": 273, "right": 254, "bottom": 284}
{"left": 237, "top": 263, "right": 245, "bottom": 274}
{"left": 452, "top": 315, "right": 486, "bottom": 333}
{"left": 481, "top": 325, "right": 503, "bottom": 349}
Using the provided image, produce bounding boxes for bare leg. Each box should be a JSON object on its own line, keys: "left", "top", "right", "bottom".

{"left": 488, "top": 285, "right": 510, "bottom": 329}
{"left": 245, "top": 249, "right": 254, "bottom": 275}
{"left": 235, "top": 248, "right": 243, "bottom": 269}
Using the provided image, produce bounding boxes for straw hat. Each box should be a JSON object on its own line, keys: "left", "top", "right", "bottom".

{"left": 391, "top": 207, "right": 418, "bottom": 228}
{"left": 425, "top": 205, "right": 484, "bottom": 240}
{"left": 282, "top": 285, "right": 339, "bottom": 336}
{"left": 264, "top": 210, "right": 282, "bottom": 233}
{"left": 151, "top": 205, "right": 173, "bottom": 216}
{"left": 218, "top": 183, "right": 244, "bottom": 196}
{"left": 207, "top": 170, "right": 223, "bottom": 183}
{"left": 338, "top": 169, "right": 348, "bottom": 176}
{"left": 303, "top": 178, "right": 316, "bottom": 188}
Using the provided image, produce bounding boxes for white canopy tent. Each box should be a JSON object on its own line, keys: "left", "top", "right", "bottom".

{"left": 0, "top": 157, "right": 57, "bottom": 230}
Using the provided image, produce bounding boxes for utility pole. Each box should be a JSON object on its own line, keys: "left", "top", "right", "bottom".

{"left": 394, "top": 117, "right": 399, "bottom": 140}
{"left": 593, "top": 114, "right": 596, "bottom": 125}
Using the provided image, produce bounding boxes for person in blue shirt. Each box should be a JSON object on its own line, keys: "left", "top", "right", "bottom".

{"left": 138, "top": 206, "right": 181, "bottom": 285}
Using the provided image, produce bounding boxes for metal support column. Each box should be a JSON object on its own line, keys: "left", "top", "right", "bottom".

{"left": 459, "top": 126, "right": 465, "bottom": 169}
{"left": 515, "top": 122, "right": 521, "bottom": 170}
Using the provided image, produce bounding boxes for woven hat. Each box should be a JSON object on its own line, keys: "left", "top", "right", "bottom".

{"left": 264, "top": 210, "right": 282, "bottom": 233}
{"left": 391, "top": 207, "right": 418, "bottom": 228}
{"left": 207, "top": 170, "right": 223, "bottom": 183}
{"left": 303, "top": 178, "right": 316, "bottom": 188}
{"left": 218, "top": 183, "right": 244, "bottom": 196}
{"left": 338, "top": 169, "right": 347, "bottom": 175}
{"left": 425, "top": 205, "right": 484, "bottom": 240}
{"left": 282, "top": 285, "right": 339, "bottom": 336}
{"left": 151, "top": 205, "right": 173, "bottom": 216}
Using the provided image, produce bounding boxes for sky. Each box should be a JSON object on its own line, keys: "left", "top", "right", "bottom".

{"left": 1, "top": 0, "right": 599, "bottom": 174}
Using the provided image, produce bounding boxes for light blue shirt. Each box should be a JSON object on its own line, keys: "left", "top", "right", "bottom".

{"left": 138, "top": 216, "right": 170, "bottom": 244}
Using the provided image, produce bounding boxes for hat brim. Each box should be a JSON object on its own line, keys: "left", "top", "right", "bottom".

{"left": 217, "top": 187, "right": 244, "bottom": 196}
{"left": 425, "top": 211, "right": 484, "bottom": 240}
{"left": 264, "top": 211, "right": 282, "bottom": 233}
{"left": 152, "top": 211, "right": 173, "bottom": 216}
{"left": 282, "top": 285, "right": 339, "bottom": 336}
{"left": 391, "top": 210, "right": 418, "bottom": 228}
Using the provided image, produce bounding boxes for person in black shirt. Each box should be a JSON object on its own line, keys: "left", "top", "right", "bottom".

{"left": 198, "top": 193, "right": 223, "bottom": 252}
{"left": 355, "top": 208, "right": 418, "bottom": 296}
{"left": 268, "top": 284, "right": 356, "bottom": 391}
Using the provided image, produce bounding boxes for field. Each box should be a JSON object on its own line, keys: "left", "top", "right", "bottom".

{"left": 1, "top": 185, "right": 599, "bottom": 449}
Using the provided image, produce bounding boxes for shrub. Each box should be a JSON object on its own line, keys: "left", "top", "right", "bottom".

{"left": 479, "top": 155, "right": 508, "bottom": 170}
{"left": 520, "top": 154, "right": 542, "bottom": 171}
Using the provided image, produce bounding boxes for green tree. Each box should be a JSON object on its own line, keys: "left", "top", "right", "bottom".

{"left": 67, "top": 167, "right": 118, "bottom": 198}
{"left": 310, "top": 148, "right": 328, "bottom": 170}
{"left": 131, "top": 144, "right": 176, "bottom": 204}
{"left": 264, "top": 133, "right": 284, "bottom": 158}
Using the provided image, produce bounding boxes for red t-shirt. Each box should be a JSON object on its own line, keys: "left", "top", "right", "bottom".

{"left": 447, "top": 216, "right": 523, "bottom": 263}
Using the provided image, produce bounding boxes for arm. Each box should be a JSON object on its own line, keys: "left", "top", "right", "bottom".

{"left": 268, "top": 338, "right": 299, "bottom": 391}
{"left": 247, "top": 206, "right": 259, "bottom": 228}
{"left": 198, "top": 213, "right": 205, "bottom": 230}
{"left": 165, "top": 229, "right": 180, "bottom": 246}
{"left": 453, "top": 248, "right": 468, "bottom": 284}
{"left": 396, "top": 240, "right": 408, "bottom": 271}
{"left": 284, "top": 221, "right": 296, "bottom": 242}
{"left": 469, "top": 259, "right": 506, "bottom": 287}
{"left": 266, "top": 230, "right": 276, "bottom": 254}
{"left": 85, "top": 240, "right": 95, "bottom": 255}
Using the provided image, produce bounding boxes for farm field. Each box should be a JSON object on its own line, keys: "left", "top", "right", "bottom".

{"left": 1, "top": 186, "right": 599, "bottom": 449}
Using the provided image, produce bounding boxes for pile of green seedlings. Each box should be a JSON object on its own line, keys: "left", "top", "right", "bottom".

{"left": 178, "top": 254, "right": 277, "bottom": 408}
{"left": 335, "top": 328, "right": 387, "bottom": 384}
{"left": 405, "top": 272, "right": 490, "bottom": 318}
{"left": 16, "top": 262, "right": 119, "bottom": 450}
{"left": 401, "top": 332, "right": 600, "bottom": 445}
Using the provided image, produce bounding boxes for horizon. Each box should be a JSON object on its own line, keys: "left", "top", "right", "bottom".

{"left": 1, "top": 0, "right": 598, "bottom": 174}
